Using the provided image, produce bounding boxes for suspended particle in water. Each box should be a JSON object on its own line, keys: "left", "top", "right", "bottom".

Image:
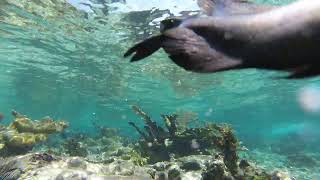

{"left": 205, "top": 108, "right": 213, "bottom": 117}
{"left": 177, "top": 80, "right": 182, "bottom": 86}
{"left": 164, "top": 138, "right": 172, "bottom": 147}
{"left": 169, "top": 153, "right": 175, "bottom": 160}
{"left": 121, "top": 115, "right": 127, "bottom": 120}
{"left": 298, "top": 86, "right": 320, "bottom": 113}
{"left": 190, "top": 139, "right": 200, "bottom": 149}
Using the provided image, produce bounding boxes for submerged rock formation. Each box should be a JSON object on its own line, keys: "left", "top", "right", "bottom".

{"left": 0, "top": 111, "right": 68, "bottom": 155}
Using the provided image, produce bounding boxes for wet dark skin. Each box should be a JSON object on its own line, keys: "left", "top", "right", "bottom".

{"left": 124, "top": 0, "right": 320, "bottom": 78}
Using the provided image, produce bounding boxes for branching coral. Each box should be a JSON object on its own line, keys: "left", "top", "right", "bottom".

{"left": 128, "top": 106, "right": 239, "bottom": 174}
{"left": 130, "top": 105, "right": 169, "bottom": 142}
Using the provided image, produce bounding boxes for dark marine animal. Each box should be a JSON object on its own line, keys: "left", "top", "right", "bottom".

{"left": 124, "top": 0, "right": 320, "bottom": 78}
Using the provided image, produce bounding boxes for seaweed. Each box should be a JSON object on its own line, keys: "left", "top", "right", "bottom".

{"left": 130, "top": 105, "right": 169, "bottom": 142}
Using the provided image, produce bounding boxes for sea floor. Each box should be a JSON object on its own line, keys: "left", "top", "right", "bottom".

{"left": 2, "top": 147, "right": 318, "bottom": 180}
{"left": 1, "top": 110, "right": 319, "bottom": 180}
{"left": 241, "top": 149, "right": 320, "bottom": 180}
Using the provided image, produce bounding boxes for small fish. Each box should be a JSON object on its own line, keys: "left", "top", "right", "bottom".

{"left": 125, "top": 0, "right": 320, "bottom": 79}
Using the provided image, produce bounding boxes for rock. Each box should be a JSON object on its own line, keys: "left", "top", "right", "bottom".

{"left": 201, "top": 160, "right": 232, "bottom": 180}
{"left": 108, "top": 160, "right": 134, "bottom": 176}
{"left": 271, "top": 171, "right": 291, "bottom": 180}
{"left": 0, "top": 158, "right": 24, "bottom": 180}
{"left": 155, "top": 171, "right": 167, "bottom": 180}
{"left": 177, "top": 155, "right": 212, "bottom": 170}
{"left": 180, "top": 160, "right": 201, "bottom": 171}
{"left": 67, "top": 157, "right": 87, "bottom": 169}
{"left": 88, "top": 175, "right": 151, "bottom": 180}
{"left": 146, "top": 168, "right": 156, "bottom": 179}
{"left": 30, "top": 153, "right": 56, "bottom": 162}
{"left": 152, "top": 161, "right": 170, "bottom": 171}
{"left": 111, "top": 147, "right": 132, "bottom": 157}
{"left": 239, "top": 159, "right": 250, "bottom": 169}
{"left": 181, "top": 171, "right": 202, "bottom": 180}
{"left": 55, "top": 170, "right": 88, "bottom": 180}
{"left": 167, "top": 165, "right": 181, "bottom": 180}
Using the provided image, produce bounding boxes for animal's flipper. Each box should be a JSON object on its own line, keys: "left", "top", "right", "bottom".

{"left": 168, "top": 53, "right": 243, "bottom": 73}
{"left": 162, "top": 28, "right": 244, "bottom": 73}
{"left": 285, "top": 66, "right": 320, "bottom": 79}
{"left": 197, "top": 0, "right": 274, "bottom": 16}
{"left": 124, "top": 35, "right": 163, "bottom": 62}
{"left": 271, "top": 66, "right": 320, "bottom": 79}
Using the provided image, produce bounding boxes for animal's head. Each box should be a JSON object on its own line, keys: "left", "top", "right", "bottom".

{"left": 160, "top": 18, "right": 183, "bottom": 33}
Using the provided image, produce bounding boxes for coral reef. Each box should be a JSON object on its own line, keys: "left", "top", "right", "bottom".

{"left": 0, "top": 111, "right": 68, "bottom": 155}
{"left": 63, "top": 137, "right": 88, "bottom": 157}
{"left": 129, "top": 105, "right": 238, "bottom": 173}
{"left": 10, "top": 111, "right": 68, "bottom": 134}
{"left": 59, "top": 127, "right": 127, "bottom": 160}
{"left": 126, "top": 106, "right": 293, "bottom": 179}
{"left": 0, "top": 108, "right": 300, "bottom": 180}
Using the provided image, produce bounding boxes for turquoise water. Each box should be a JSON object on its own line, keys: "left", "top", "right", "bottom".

{"left": 0, "top": 0, "right": 320, "bottom": 178}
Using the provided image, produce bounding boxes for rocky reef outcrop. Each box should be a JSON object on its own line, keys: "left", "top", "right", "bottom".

{"left": 0, "top": 111, "right": 68, "bottom": 155}
{"left": 127, "top": 105, "right": 285, "bottom": 180}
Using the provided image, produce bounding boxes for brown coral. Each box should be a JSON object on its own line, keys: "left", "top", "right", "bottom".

{"left": 0, "top": 111, "right": 68, "bottom": 155}
{"left": 10, "top": 112, "right": 68, "bottom": 134}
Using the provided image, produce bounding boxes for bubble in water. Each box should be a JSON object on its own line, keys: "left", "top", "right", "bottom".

{"left": 205, "top": 108, "right": 213, "bottom": 117}
{"left": 121, "top": 115, "right": 127, "bottom": 120}
{"left": 177, "top": 80, "right": 182, "bottom": 86}
{"left": 298, "top": 86, "right": 320, "bottom": 113}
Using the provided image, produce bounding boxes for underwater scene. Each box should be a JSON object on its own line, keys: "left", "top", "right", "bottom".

{"left": 0, "top": 0, "right": 320, "bottom": 179}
